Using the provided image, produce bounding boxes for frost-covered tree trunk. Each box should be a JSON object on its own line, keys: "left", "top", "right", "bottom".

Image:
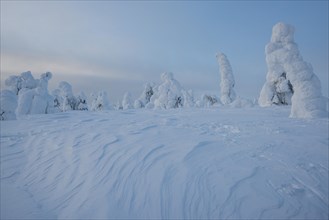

{"left": 216, "top": 52, "right": 236, "bottom": 105}
{"left": 259, "top": 22, "right": 327, "bottom": 118}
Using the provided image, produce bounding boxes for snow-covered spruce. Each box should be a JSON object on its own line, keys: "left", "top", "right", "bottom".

{"left": 52, "top": 81, "right": 77, "bottom": 112}
{"left": 216, "top": 52, "right": 236, "bottom": 105}
{"left": 259, "top": 22, "right": 327, "bottom": 118}
{"left": 152, "top": 72, "right": 184, "bottom": 109}
{"left": 76, "top": 92, "right": 88, "bottom": 111}
{"left": 122, "top": 92, "right": 133, "bottom": 110}
{"left": 90, "top": 91, "right": 111, "bottom": 111}
{"left": 134, "top": 83, "right": 155, "bottom": 109}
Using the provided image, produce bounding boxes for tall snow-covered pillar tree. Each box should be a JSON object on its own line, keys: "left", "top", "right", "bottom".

{"left": 216, "top": 52, "right": 236, "bottom": 105}
{"left": 259, "top": 22, "right": 327, "bottom": 118}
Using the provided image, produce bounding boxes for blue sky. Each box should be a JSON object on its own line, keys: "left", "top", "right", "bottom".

{"left": 1, "top": 1, "right": 328, "bottom": 102}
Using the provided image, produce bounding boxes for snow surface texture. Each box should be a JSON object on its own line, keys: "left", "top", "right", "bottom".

{"left": 1, "top": 107, "right": 328, "bottom": 219}
{"left": 216, "top": 52, "right": 236, "bottom": 105}
{"left": 259, "top": 22, "right": 327, "bottom": 118}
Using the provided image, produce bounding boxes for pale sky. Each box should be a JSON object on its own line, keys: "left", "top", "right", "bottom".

{"left": 1, "top": 1, "right": 328, "bottom": 102}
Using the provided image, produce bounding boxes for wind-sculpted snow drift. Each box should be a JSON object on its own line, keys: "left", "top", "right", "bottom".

{"left": 1, "top": 107, "right": 328, "bottom": 219}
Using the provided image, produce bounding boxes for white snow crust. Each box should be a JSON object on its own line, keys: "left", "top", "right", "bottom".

{"left": 1, "top": 107, "right": 328, "bottom": 219}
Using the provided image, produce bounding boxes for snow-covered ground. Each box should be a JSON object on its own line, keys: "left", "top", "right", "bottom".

{"left": 1, "top": 107, "right": 328, "bottom": 219}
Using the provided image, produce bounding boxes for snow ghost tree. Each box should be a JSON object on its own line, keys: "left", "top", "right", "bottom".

{"left": 52, "top": 81, "right": 77, "bottom": 112}
{"left": 134, "top": 83, "right": 155, "bottom": 108}
{"left": 90, "top": 91, "right": 110, "bottom": 111}
{"left": 153, "top": 72, "right": 184, "bottom": 109}
{"left": 5, "top": 71, "right": 37, "bottom": 95}
{"left": 259, "top": 22, "right": 327, "bottom": 118}
{"left": 29, "top": 72, "right": 54, "bottom": 114}
{"left": 11, "top": 71, "right": 55, "bottom": 116}
{"left": 122, "top": 92, "right": 133, "bottom": 110}
{"left": 0, "top": 90, "right": 17, "bottom": 120}
{"left": 216, "top": 52, "right": 236, "bottom": 105}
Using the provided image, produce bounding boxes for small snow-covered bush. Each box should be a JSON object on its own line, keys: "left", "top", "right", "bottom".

{"left": 230, "top": 97, "right": 254, "bottom": 108}
{"left": 197, "top": 94, "right": 220, "bottom": 108}
{"left": 0, "top": 90, "right": 17, "bottom": 120}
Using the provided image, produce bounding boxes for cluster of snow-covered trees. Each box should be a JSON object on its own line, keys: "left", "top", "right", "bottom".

{"left": 0, "top": 71, "right": 228, "bottom": 120}
{"left": 1, "top": 22, "right": 327, "bottom": 120}
{"left": 1, "top": 71, "right": 54, "bottom": 120}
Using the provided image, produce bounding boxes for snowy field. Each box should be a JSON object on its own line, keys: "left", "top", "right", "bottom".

{"left": 1, "top": 106, "right": 328, "bottom": 219}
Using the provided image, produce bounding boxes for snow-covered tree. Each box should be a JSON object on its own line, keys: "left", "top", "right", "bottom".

{"left": 182, "top": 89, "right": 195, "bottom": 108}
{"left": 52, "top": 81, "right": 77, "bottom": 112}
{"left": 5, "top": 71, "right": 38, "bottom": 95}
{"left": 153, "top": 72, "right": 184, "bottom": 109}
{"left": 15, "top": 72, "right": 54, "bottom": 116}
{"left": 134, "top": 83, "right": 155, "bottom": 108}
{"left": 196, "top": 94, "right": 220, "bottom": 107}
{"left": 113, "top": 101, "right": 123, "bottom": 110}
{"left": 216, "top": 52, "right": 236, "bottom": 105}
{"left": 122, "top": 92, "right": 133, "bottom": 110}
{"left": 5, "top": 75, "right": 21, "bottom": 95}
{"left": 76, "top": 92, "right": 88, "bottom": 111}
{"left": 0, "top": 90, "right": 17, "bottom": 120}
{"left": 90, "top": 91, "right": 110, "bottom": 111}
{"left": 259, "top": 22, "right": 327, "bottom": 118}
